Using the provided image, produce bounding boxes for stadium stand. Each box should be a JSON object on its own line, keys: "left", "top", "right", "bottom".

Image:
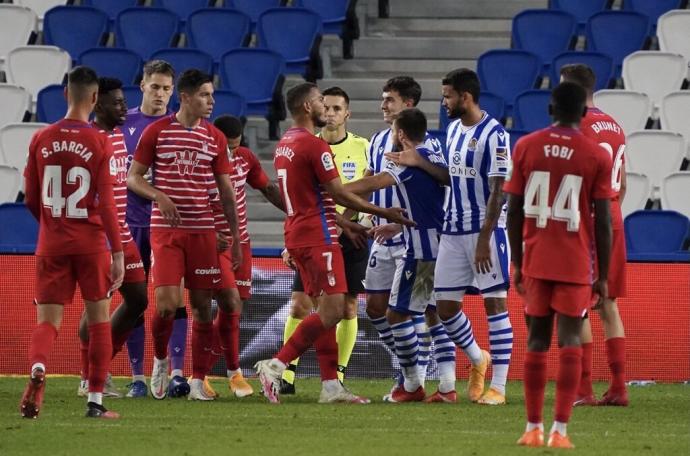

{"left": 477, "top": 49, "right": 541, "bottom": 113}
{"left": 512, "top": 89, "right": 551, "bottom": 131}
{"left": 81, "top": 0, "right": 139, "bottom": 23}
{"left": 121, "top": 85, "right": 144, "bottom": 111}
{"left": 150, "top": 48, "right": 214, "bottom": 76}
{"left": 186, "top": 8, "right": 252, "bottom": 66}
{"left": 0, "top": 84, "right": 31, "bottom": 127}
{"left": 13, "top": 0, "right": 65, "bottom": 21}
{"left": 621, "top": 172, "right": 651, "bottom": 218}
{"left": 0, "top": 202, "right": 38, "bottom": 253}
{"left": 79, "top": 48, "right": 142, "bottom": 86}
{"left": 42, "top": 6, "right": 109, "bottom": 61}
{"left": 210, "top": 90, "right": 247, "bottom": 120}
{"left": 662, "top": 172, "right": 690, "bottom": 219}
{"left": 660, "top": 91, "right": 690, "bottom": 161}
{"left": 593, "top": 89, "right": 651, "bottom": 133}
{"left": 551, "top": 51, "right": 614, "bottom": 90}
{"left": 115, "top": 7, "right": 179, "bottom": 59}
{"left": 294, "top": 0, "right": 349, "bottom": 35}
{"left": 0, "top": 4, "right": 37, "bottom": 71}
{"left": 6, "top": 46, "right": 70, "bottom": 108}
{"left": 152, "top": 0, "right": 213, "bottom": 23}
{"left": 507, "top": 128, "right": 530, "bottom": 147}
{"left": 625, "top": 210, "right": 690, "bottom": 261}
{"left": 625, "top": 131, "right": 685, "bottom": 199}
{"left": 657, "top": 9, "right": 690, "bottom": 61}
{"left": 511, "top": 9, "right": 577, "bottom": 75}
{"left": 0, "top": 166, "right": 21, "bottom": 205}
{"left": 623, "top": 0, "right": 685, "bottom": 30}
{"left": 549, "top": 0, "right": 610, "bottom": 34}
{"left": 0, "top": 123, "right": 46, "bottom": 174}
{"left": 622, "top": 51, "right": 687, "bottom": 114}
{"left": 226, "top": 0, "right": 284, "bottom": 28}
{"left": 35, "top": 84, "right": 66, "bottom": 123}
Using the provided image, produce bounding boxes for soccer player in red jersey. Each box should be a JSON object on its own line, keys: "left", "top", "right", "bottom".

{"left": 75, "top": 77, "right": 149, "bottom": 398}
{"left": 21, "top": 66, "right": 125, "bottom": 419}
{"left": 504, "top": 82, "right": 612, "bottom": 448}
{"left": 254, "top": 82, "right": 413, "bottom": 404}
{"left": 561, "top": 64, "right": 629, "bottom": 406}
{"left": 127, "top": 69, "right": 241, "bottom": 401}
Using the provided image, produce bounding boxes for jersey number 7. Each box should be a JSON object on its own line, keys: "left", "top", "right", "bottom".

{"left": 524, "top": 170, "right": 582, "bottom": 232}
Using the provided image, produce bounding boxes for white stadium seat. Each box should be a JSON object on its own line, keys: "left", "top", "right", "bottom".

{"left": 0, "top": 5, "right": 37, "bottom": 71}
{"left": 622, "top": 51, "right": 687, "bottom": 115}
{"left": 661, "top": 172, "right": 690, "bottom": 219}
{"left": 660, "top": 91, "right": 690, "bottom": 160}
{"left": 0, "top": 122, "right": 47, "bottom": 172}
{"left": 593, "top": 90, "right": 651, "bottom": 135}
{"left": 625, "top": 131, "right": 685, "bottom": 199}
{"left": 621, "top": 172, "right": 650, "bottom": 218}
{"left": 658, "top": 10, "right": 690, "bottom": 64}
{"left": 0, "top": 84, "right": 31, "bottom": 130}
{"left": 0, "top": 165, "right": 21, "bottom": 204}
{"left": 6, "top": 46, "right": 71, "bottom": 106}
{"left": 14, "top": 0, "right": 66, "bottom": 21}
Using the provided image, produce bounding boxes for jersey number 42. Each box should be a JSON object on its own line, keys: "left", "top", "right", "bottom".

{"left": 41, "top": 165, "right": 91, "bottom": 218}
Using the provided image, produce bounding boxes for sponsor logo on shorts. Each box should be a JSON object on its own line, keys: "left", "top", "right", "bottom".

{"left": 126, "top": 260, "right": 144, "bottom": 270}
{"left": 236, "top": 279, "right": 251, "bottom": 287}
{"left": 212, "top": 278, "right": 222, "bottom": 284}
{"left": 195, "top": 267, "right": 221, "bottom": 275}
{"left": 404, "top": 270, "right": 413, "bottom": 280}
{"left": 327, "top": 271, "right": 336, "bottom": 286}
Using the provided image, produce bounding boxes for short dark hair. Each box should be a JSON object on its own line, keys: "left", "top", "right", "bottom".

{"left": 394, "top": 108, "right": 427, "bottom": 143}
{"left": 286, "top": 82, "right": 318, "bottom": 116}
{"left": 551, "top": 82, "right": 587, "bottom": 123}
{"left": 442, "top": 68, "right": 480, "bottom": 103}
{"left": 143, "top": 59, "right": 175, "bottom": 79}
{"left": 98, "top": 77, "right": 123, "bottom": 95}
{"left": 559, "top": 64, "right": 596, "bottom": 94}
{"left": 176, "top": 69, "right": 213, "bottom": 94}
{"left": 214, "top": 115, "right": 243, "bottom": 139}
{"left": 322, "top": 86, "right": 350, "bottom": 106}
{"left": 67, "top": 66, "right": 99, "bottom": 101}
{"left": 383, "top": 76, "right": 421, "bottom": 106}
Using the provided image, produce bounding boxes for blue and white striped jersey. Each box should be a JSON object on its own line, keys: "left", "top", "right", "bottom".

{"left": 368, "top": 127, "right": 443, "bottom": 246}
{"left": 383, "top": 145, "right": 446, "bottom": 260}
{"left": 443, "top": 112, "right": 510, "bottom": 234}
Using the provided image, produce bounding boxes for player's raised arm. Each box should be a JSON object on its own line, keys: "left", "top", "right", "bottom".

{"left": 384, "top": 143, "right": 450, "bottom": 185}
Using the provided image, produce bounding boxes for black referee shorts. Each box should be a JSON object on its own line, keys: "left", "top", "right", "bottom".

{"left": 292, "top": 233, "right": 369, "bottom": 295}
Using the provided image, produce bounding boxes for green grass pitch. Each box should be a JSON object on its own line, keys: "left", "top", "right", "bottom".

{"left": 1, "top": 377, "right": 688, "bottom": 456}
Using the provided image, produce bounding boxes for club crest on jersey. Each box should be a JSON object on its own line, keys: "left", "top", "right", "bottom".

{"left": 321, "top": 152, "right": 335, "bottom": 171}
{"left": 342, "top": 161, "right": 357, "bottom": 180}
{"left": 112, "top": 155, "right": 129, "bottom": 184}
{"left": 174, "top": 149, "right": 199, "bottom": 175}
{"left": 468, "top": 138, "right": 478, "bottom": 151}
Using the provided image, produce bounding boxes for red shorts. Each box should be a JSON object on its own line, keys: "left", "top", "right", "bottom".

{"left": 123, "top": 241, "right": 146, "bottom": 284}
{"left": 218, "top": 249, "right": 238, "bottom": 290}
{"left": 608, "top": 228, "right": 627, "bottom": 298}
{"left": 150, "top": 230, "right": 221, "bottom": 289}
{"left": 234, "top": 242, "right": 252, "bottom": 300}
{"left": 523, "top": 276, "right": 593, "bottom": 318}
{"left": 289, "top": 244, "right": 347, "bottom": 297}
{"left": 35, "top": 252, "right": 112, "bottom": 305}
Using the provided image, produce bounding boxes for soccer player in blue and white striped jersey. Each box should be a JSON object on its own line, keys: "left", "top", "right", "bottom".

{"left": 387, "top": 69, "right": 513, "bottom": 405}
{"left": 345, "top": 109, "right": 456, "bottom": 402}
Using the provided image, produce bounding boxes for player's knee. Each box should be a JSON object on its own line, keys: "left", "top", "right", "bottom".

{"left": 191, "top": 305, "right": 213, "bottom": 323}
{"left": 290, "top": 293, "right": 313, "bottom": 318}
{"left": 596, "top": 299, "right": 619, "bottom": 321}
{"left": 436, "top": 300, "right": 460, "bottom": 321}
{"left": 557, "top": 332, "right": 581, "bottom": 348}
{"left": 483, "top": 296, "right": 507, "bottom": 315}
{"left": 385, "top": 308, "right": 408, "bottom": 325}
{"left": 343, "top": 295, "right": 358, "bottom": 319}
{"left": 366, "top": 294, "right": 388, "bottom": 319}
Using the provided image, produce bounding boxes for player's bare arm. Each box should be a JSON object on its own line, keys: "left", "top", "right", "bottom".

{"left": 619, "top": 166, "right": 627, "bottom": 203}
{"left": 216, "top": 173, "right": 243, "bottom": 270}
{"left": 506, "top": 193, "right": 525, "bottom": 295}
{"left": 593, "top": 198, "right": 612, "bottom": 307}
{"left": 385, "top": 148, "right": 450, "bottom": 185}
{"left": 476, "top": 176, "right": 506, "bottom": 274}
{"left": 258, "top": 181, "right": 286, "bottom": 212}
{"left": 343, "top": 172, "right": 396, "bottom": 196}
{"left": 341, "top": 168, "right": 373, "bottom": 222}
{"left": 334, "top": 213, "right": 368, "bottom": 249}
{"left": 127, "top": 159, "right": 180, "bottom": 227}
{"left": 323, "top": 177, "right": 415, "bottom": 227}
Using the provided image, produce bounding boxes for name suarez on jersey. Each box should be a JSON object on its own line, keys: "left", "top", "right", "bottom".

{"left": 41, "top": 140, "right": 94, "bottom": 161}
{"left": 275, "top": 145, "right": 294, "bottom": 161}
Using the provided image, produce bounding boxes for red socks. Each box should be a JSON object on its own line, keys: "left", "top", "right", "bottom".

{"left": 578, "top": 342, "right": 593, "bottom": 397}
{"left": 554, "top": 346, "right": 583, "bottom": 423}
{"left": 524, "top": 351, "right": 547, "bottom": 424}
{"left": 152, "top": 313, "right": 174, "bottom": 360}
{"left": 215, "top": 310, "right": 241, "bottom": 372}
{"left": 276, "top": 313, "right": 328, "bottom": 366}
{"left": 29, "top": 321, "right": 58, "bottom": 370}
{"left": 192, "top": 321, "right": 213, "bottom": 380}
{"left": 606, "top": 337, "right": 626, "bottom": 392}
{"left": 88, "top": 322, "right": 112, "bottom": 393}
{"left": 314, "top": 325, "right": 338, "bottom": 381}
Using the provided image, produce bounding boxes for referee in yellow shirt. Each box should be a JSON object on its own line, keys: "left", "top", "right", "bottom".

{"left": 280, "top": 87, "right": 370, "bottom": 394}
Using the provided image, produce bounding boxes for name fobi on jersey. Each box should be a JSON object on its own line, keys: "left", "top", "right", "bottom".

{"left": 544, "top": 144, "right": 574, "bottom": 160}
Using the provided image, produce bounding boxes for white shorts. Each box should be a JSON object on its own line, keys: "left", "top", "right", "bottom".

{"left": 389, "top": 257, "right": 435, "bottom": 315}
{"left": 364, "top": 241, "right": 406, "bottom": 293}
{"left": 434, "top": 228, "right": 510, "bottom": 301}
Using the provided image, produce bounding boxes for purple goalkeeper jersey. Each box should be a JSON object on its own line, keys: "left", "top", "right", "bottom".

{"left": 122, "top": 106, "right": 170, "bottom": 227}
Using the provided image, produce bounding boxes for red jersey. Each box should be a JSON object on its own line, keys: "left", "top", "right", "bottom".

{"left": 211, "top": 146, "right": 270, "bottom": 241}
{"left": 133, "top": 114, "right": 233, "bottom": 232}
{"left": 95, "top": 125, "right": 133, "bottom": 244}
{"left": 581, "top": 107, "right": 626, "bottom": 229}
{"left": 504, "top": 126, "right": 613, "bottom": 285}
{"left": 273, "top": 127, "right": 339, "bottom": 249}
{"left": 23, "top": 119, "right": 122, "bottom": 256}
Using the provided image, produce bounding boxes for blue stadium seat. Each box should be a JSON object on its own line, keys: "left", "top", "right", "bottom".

{"left": 186, "top": 9, "right": 251, "bottom": 65}
{"left": 153, "top": 0, "right": 212, "bottom": 22}
{"left": 43, "top": 6, "right": 109, "bottom": 60}
{"left": 439, "top": 91, "right": 505, "bottom": 130}
{"left": 513, "top": 90, "right": 552, "bottom": 131}
{"left": 0, "top": 203, "right": 38, "bottom": 254}
{"left": 625, "top": 210, "right": 690, "bottom": 261}
{"left": 294, "top": 0, "right": 349, "bottom": 35}
{"left": 507, "top": 129, "right": 530, "bottom": 147}
{"left": 550, "top": 0, "right": 610, "bottom": 33}
{"left": 477, "top": 50, "right": 541, "bottom": 113}
{"left": 36, "top": 84, "right": 66, "bottom": 123}
{"left": 512, "top": 9, "right": 577, "bottom": 75}
{"left": 79, "top": 48, "right": 142, "bottom": 86}
{"left": 225, "top": 0, "right": 283, "bottom": 26}
{"left": 211, "top": 90, "right": 246, "bottom": 120}
{"left": 586, "top": 11, "right": 650, "bottom": 76}
{"left": 150, "top": 48, "right": 213, "bottom": 75}
{"left": 81, "top": 0, "right": 139, "bottom": 23}
{"left": 623, "top": 0, "right": 683, "bottom": 30}
{"left": 257, "top": 7, "right": 322, "bottom": 79}
{"left": 551, "top": 51, "right": 614, "bottom": 91}
{"left": 122, "top": 86, "right": 143, "bottom": 111}
{"left": 219, "top": 49, "right": 284, "bottom": 116}
{"left": 116, "top": 7, "right": 179, "bottom": 59}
